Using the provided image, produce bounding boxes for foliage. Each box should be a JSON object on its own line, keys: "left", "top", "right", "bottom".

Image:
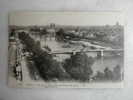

{"left": 93, "top": 64, "right": 122, "bottom": 82}
{"left": 113, "top": 65, "right": 122, "bottom": 81}
{"left": 19, "top": 32, "right": 70, "bottom": 81}
{"left": 56, "top": 28, "right": 65, "bottom": 41}
{"left": 40, "top": 28, "right": 48, "bottom": 36}
{"left": 104, "top": 67, "right": 113, "bottom": 80}
{"left": 93, "top": 71, "right": 105, "bottom": 81}
{"left": 63, "top": 52, "right": 94, "bottom": 81}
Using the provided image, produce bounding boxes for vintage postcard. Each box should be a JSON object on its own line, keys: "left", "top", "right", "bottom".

{"left": 8, "top": 12, "right": 124, "bottom": 88}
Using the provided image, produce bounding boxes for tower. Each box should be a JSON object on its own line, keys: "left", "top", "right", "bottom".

{"left": 47, "top": 23, "right": 56, "bottom": 40}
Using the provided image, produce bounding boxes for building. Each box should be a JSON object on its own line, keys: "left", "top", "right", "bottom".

{"left": 46, "top": 23, "right": 56, "bottom": 40}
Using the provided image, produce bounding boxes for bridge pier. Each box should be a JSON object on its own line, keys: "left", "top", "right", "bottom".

{"left": 97, "top": 50, "right": 104, "bottom": 58}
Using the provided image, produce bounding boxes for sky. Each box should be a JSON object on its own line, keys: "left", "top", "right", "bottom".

{"left": 9, "top": 12, "right": 125, "bottom": 26}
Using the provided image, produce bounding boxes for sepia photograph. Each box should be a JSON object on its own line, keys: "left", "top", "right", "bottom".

{"left": 8, "top": 12, "right": 124, "bottom": 88}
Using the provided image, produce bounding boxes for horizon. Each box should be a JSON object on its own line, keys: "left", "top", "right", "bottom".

{"left": 9, "top": 22, "right": 123, "bottom": 27}
{"left": 9, "top": 12, "right": 125, "bottom": 26}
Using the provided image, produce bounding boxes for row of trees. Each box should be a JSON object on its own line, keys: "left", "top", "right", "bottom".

{"left": 93, "top": 65, "right": 122, "bottom": 82}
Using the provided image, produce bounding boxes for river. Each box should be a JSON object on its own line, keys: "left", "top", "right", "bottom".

{"left": 31, "top": 35, "right": 124, "bottom": 76}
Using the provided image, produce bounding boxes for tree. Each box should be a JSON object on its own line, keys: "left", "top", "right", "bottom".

{"left": 63, "top": 52, "right": 94, "bottom": 81}
{"left": 113, "top": 65, "right": 122, "bottom": 81}
{"left": 104, "top": 67, "right": 113, "bottom": 80}
{"left": 41, "top": 28, "right": 47, "bottom": 35}
{"left": 41, "top": 28, "right": 48, "bottom": 42}
{"left": 94, "top": 71, "right": 105, "bottom": 81}
{"left": 56, "top": 28, "right": 65, "bottom": 41}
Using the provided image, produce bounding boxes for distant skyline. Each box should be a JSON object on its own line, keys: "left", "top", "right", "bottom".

{"left": 9, "top": 12, "right": 125, "bottom": 26}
